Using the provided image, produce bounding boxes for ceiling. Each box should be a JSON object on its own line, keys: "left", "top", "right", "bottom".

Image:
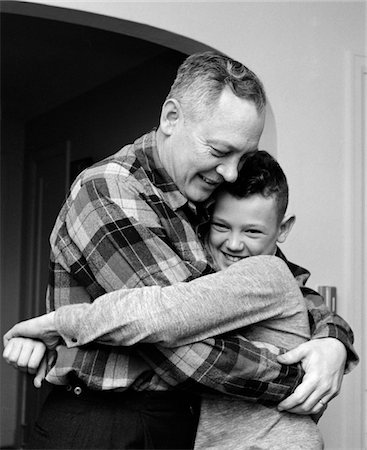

{"left": 1, "top": 12, "right": 173, "bottom": 121}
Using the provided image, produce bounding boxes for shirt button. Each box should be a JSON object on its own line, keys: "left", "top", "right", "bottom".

{"left": 73, "top": 386, "right": 82, "bottom": 396}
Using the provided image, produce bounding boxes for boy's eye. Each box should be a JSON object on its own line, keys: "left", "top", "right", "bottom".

{"left": 211, "top": 222, "right": 228, "bottom": 231}
{"left": 246, "top": 229, "right": 262, "bottom": 236}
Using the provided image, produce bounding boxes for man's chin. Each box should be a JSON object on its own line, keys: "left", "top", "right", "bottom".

{"left": 185, "top": 189, "right": 212, "bottom": 203}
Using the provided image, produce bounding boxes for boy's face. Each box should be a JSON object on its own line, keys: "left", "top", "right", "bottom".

{"left": 208, "top": 191, "right": 293, "bottom": 270}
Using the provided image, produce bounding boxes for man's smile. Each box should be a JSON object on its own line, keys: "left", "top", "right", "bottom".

{"left": 200, "top": 174, "right": 222, "bottom": 186}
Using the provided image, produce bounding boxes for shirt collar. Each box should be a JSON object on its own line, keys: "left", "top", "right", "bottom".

{"left": 275, "top": 247, "right": 311, "bottom": 285}
{"left": 134, "top": 130, "right": 188, "bottom": 211}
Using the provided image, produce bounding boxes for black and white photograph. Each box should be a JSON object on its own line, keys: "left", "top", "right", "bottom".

{"left": 1, "top": 1, "right": 365, "bottom": 449}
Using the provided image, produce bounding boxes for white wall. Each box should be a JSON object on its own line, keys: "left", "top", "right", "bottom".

{"left": 9, "top": 1, "right": 367, "bottom": 448}
{"left": 22, "top": 1, "right": 364, "bottom": 274}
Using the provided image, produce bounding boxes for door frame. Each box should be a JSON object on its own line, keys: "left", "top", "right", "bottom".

{"left": 343, "top": 52, "right": 366, "bottom": 449}
{"left": 17, "top": 140, "right": 70, "bottom": 448}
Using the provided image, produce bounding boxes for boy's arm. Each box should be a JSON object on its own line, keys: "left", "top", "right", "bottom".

{"left": 5, "top": 256, "right": 307, "bottom": 402}
{"left": 53, "top": 259, "right": 358, "bottom": 375}
{"left": 54, "top": 256, "right": 301, "bottom": 348}
{"left": 4, "top": 259, "right": 349, "bottom": 409}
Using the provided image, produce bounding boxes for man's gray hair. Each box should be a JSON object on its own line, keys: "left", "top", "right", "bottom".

{"left": 166, "top": 51, "right": 266, "bottom": 120}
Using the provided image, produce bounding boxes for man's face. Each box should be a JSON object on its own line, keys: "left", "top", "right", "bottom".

{"left": 207, "top": 191, "right": 281, "bottom": 270}
{"left": 161, "top": 87, "right": 265, "bottom": 203}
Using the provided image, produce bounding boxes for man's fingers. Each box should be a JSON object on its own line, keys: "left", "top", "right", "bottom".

{"left": 277, "top": 344, "right": 307, "bottom": 365}
{"left": 278, "top": 370, "right": 319, "bottom": 410}
{"left": 277, "top": 339, "right": 347, "bottom": 415}
{"left": 285, "top": 389, "right": 335, "bottom": 415}
{"left": 47, "top": 349, "right": 58, "bottom": 370}
{"left": 279, "top": 390, "right": 332, "bottom": 414}
{"left": 34, "top": 356, "right": 47, "bottom": 388}
{"left": 285, "top": 401, "right": 328, "bottom": 416}
{"left": 278, "top": 368, "right": 338, "bottom": 413}
{"left": 34, "top": 348, "right": 58, "bottom": 388}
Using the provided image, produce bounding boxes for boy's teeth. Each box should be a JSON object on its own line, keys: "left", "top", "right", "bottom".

{"left": 226, "top": 254, "right": 242, "bottom": 262}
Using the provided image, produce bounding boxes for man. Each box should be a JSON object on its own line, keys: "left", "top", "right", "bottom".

{"left": 3, "top": 52, "right": 357, "bottom": 449}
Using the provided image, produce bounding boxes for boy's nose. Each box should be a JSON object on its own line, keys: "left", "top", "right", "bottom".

{"left": 226, "top": 235, "right": 244, "bottom": 251}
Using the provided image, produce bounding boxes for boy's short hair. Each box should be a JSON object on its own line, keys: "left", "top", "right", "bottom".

{"left": 215, "top": 150, "right": 289, "bottom": 222}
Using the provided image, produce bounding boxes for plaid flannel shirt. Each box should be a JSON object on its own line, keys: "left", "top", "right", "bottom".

{"left": 124, "top": 248, "right": 358, "bottom": 401}
{"left": 47, "top": 131, "right": 358, "bottom": 400}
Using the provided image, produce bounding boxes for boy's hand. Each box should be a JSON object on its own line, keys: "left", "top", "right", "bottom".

{"left": 3, "top": 337, "right": 46, "bottom": 374}
{"left": 3, "top": 337, "right": 57, "bottom": 388}
{"left": 3, "top": 312, "right": 60, "bottom": 350}
{"left": 277, "top": 338, "right": 346, "bottom": 414}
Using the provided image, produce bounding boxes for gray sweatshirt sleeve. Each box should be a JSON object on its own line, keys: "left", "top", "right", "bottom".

{"left": 55, "top": 255, "right": 300, "bottom": 348}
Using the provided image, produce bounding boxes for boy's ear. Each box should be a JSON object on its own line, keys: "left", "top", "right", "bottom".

{"left": 277, "top": 214, "right": 296, "bottom": 244}
{"left": 160, "top": 99, "right": 182, "bottom": 136}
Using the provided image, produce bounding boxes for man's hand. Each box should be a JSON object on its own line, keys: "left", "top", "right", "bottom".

{"left": 3, "top": 312, "right": 59, "bottom": 350}
{"left": 277, "top": 338, "right": 347, "bottom": 414}
{"left": 2, "top": 337, "right": 56, "bottom": 388}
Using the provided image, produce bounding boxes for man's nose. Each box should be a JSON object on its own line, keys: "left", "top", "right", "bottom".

{"left": 226, "top": 234, "right": 244, "bottom": 251}
{"left": 216, "top": 162, "right": 238, "bottom": 183}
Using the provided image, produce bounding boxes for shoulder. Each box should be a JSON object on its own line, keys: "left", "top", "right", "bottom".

{"left": 79, "top": 144, "right": 141, "bottom": 184}
{"left": 70, "top": 145, "right": 156, "bottom": 202}
{"left": 275, "top": 247, "right": 311, "bottom": 286}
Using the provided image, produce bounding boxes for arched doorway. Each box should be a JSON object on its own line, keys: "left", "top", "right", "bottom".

{"left": 1, "top": 2, "right": 278, "bottom": 447}
{"left": 2, "top": 0, "right": 277, "bottom": 152}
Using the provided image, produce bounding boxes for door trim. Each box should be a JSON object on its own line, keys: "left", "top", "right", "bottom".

{"left": 342, "top": 52, "right": 366, "bottom": 449}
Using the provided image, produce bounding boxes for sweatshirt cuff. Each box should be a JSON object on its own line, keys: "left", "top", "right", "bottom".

{"left": 54, "top": 304, "right": 87, "bottom": 347}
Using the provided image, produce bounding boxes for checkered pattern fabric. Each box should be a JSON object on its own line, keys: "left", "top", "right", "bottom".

{"left": 132, "top": 249, "right": 358, "bottom": 402}
{"left": 46, "top": 131, "right": 357, "bottom": 400}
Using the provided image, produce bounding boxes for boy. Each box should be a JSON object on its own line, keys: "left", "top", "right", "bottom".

{"left": 194, "top": 150, "right": 323, "bottom": 449}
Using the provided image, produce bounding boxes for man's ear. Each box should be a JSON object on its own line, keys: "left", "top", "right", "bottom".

{"left": 277, "top": 214, "right": 296, "bottom": 244}
{"left": 160, "top": 99, "right": 182, "bottom": 136}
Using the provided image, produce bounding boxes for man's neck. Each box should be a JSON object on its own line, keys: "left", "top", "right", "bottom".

{"left": 155, "top": 127, "right": 165, "bottom": 168}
